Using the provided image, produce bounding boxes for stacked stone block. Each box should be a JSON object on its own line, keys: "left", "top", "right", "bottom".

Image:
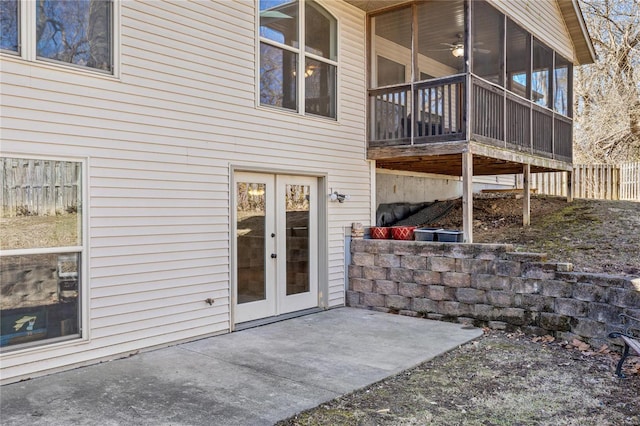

{"left": 347, "top": 239, "right": 640, "bottom": 348}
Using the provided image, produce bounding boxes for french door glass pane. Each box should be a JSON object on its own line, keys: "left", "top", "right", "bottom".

{"left": 237, "top": 182, "right": 266, "bottom": 304}
{"left": 285, "top": 184, "right": 309, "bottom": 296}
{"left": 260, "top": 42, "right": 298, "bottom": 111}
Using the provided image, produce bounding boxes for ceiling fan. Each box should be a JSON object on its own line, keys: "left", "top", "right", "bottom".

{"left": 434, "top": 34, "right": 491, "bottom": 58}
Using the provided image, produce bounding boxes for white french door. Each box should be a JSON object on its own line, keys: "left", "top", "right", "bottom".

{"left": 234, "top": 172, "right": 318, "bottom": 324}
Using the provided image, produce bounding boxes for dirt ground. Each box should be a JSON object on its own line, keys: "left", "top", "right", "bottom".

{"left": 278, "top": 331, "right": 640, "bottom": 426}
{"left": 427, "top": 194, "right": 640, "bottom": 276}
{"left": 278, "top": 196, "right": 640, "bottom": 425}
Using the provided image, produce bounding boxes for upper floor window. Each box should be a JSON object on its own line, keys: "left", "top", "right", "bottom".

{"left": 1, "top": 0, "right": 19, "bottom": 53}
{"left": 37, "top": 0, "right": 112, "bottom": 72}
{"left": 259, "top": 0, "right": 337, "bottom": 119}
{"left": 1, "top": 0, "right": 113, "bottom": 74}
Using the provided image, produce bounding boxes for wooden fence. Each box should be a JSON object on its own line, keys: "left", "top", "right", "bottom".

{"left": 1, "top": 158, "right": 81, "bottom": 217}
{"left": 620, "top": 162, "right": 640, "bottom": 201}
{"left": 517, "top": 163, "right": 640, "bottom": 201}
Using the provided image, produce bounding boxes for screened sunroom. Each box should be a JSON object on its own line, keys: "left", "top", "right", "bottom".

{"left": 346, "top": 0, "right": 595, "bottom": 242}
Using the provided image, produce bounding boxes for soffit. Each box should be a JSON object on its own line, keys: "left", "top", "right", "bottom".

{"left": 556, "top": 0, "right": 596, "bottom": 64}
{"left": 344, "top": 0, "right": 410, "bottom": 13}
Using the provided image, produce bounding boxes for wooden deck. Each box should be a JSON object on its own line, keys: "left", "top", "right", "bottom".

{"left": 369, "top": 140, "right": 573, "bottom": 176}
{"left": 368, "top": 75, "right": 574, "bottom": 177}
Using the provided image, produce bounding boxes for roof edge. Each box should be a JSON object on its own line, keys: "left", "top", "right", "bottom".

{"left": 558, "top": 0, "right": 597, "bottom": 64}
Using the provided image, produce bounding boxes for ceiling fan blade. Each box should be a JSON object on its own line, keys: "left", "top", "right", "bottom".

{"left": 440, "top": 42, "right": 455, "bottom": 48}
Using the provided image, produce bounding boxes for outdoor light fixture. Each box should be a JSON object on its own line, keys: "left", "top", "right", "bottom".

{"left": 329, "top": 191, "right": 350, "bottom": 203}
{"left": 451, "top": 44, "right": 464, "bottom": 58}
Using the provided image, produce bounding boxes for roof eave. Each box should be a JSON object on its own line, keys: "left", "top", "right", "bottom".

{"left": 557, "top": 0, "right": 596, "bottom": 64}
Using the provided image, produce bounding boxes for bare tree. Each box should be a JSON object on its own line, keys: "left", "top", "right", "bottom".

{"left": 574, "top": 0, "right": 640, "bottom": 164}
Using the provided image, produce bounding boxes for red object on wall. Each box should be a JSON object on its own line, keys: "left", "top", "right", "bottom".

{"left": 391, "top": 226, "right": 416, "bottom": 240}
{"left": 370, "top": 227, "right": 391, "bottom": 239}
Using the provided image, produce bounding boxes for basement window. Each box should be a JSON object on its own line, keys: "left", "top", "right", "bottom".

{"left": 0, "top": 156, "right": 85, "bottom": 351}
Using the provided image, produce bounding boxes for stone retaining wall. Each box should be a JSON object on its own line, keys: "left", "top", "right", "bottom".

{"left": 347, "top": 239, "right": 640, "bottom": 348}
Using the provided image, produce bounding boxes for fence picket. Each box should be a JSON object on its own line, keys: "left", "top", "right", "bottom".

{"left": 520, "top": 162, "right": 639, "bottom": 201}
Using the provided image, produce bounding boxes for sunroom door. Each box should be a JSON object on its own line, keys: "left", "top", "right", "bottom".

{"left": 234, "top": 173, "right": 318, "bottom": 325}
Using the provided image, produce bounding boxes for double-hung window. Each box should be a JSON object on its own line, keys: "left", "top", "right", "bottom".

{"left": 0, "top": 0, "right": 19, "bottom": 53}
{"left": 259, "top": 0, "right": 337, "bottom": 119}
{"left": 0, "top": 0, "right": 113, "bottom": 74}
{"left": 0, "top": 157, "right": 85, "bottom": 351}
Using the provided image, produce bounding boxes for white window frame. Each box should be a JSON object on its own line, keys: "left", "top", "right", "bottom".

{"left": 1, "top": 0, "right": 120, "bottom": 77}
{"left": 257, "top": 0, "right": 339, "bottom": 120}
{"left": 0, "top": 154, "right": 89, "bottom": 353}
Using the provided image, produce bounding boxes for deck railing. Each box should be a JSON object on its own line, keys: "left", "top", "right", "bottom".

{"left": 369, "top": 75, "right": 465, "bottom": 147}
{"left": 368, "top": 74, "right": 573, "bottom": 163}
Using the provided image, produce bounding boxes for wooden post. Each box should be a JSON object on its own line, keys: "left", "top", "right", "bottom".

{"left": 462, "top": 151, "right": 473, "bottom": 243}
{"left": 566, "top": 170, "right": 573, "bottom": 202}
{"left": 523, "top": 164, "right": 531, "bottom": 226}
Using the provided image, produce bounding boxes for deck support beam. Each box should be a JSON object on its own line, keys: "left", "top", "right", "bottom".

{"left": 462, "top": 150, "right": 473, "bottom": 243}
{"left": 523, "top": 164, "right": 531, "bottom": 226}
{"left": 566, "top": 170, "right": 573, "bottom": 202}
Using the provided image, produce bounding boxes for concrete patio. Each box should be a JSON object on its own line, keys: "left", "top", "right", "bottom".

{"left": 0, "top": 308, "right": 482, "bottom": 425}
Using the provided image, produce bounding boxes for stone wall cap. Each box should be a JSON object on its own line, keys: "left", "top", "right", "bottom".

{"left": 555, "top": 271, "right": 632, "bottom": 287}
{"left": 505, "top": 252, "right": 548, "bottom": 262}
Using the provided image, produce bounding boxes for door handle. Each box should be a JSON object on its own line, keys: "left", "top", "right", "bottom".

{"left": 271, "top": 253, "right": 277, "bottom": 259}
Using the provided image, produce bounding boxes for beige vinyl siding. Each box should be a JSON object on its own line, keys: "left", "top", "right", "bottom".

{"left": 488, "top": 0, "right": 575, "bottom": 62}
{"left": 0, "top": 0, "right": 369, "bottom": 383}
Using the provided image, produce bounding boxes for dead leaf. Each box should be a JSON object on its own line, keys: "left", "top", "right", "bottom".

{"left": 571, "top": 338, "right": 590, "bottom": 352}
{"left": 532, "top": 335, "right": 555, "bottom": 344}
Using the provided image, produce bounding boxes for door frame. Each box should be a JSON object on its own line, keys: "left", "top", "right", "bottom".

{"left": 229, "top": 166, "right": 328, "bottom": 331}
